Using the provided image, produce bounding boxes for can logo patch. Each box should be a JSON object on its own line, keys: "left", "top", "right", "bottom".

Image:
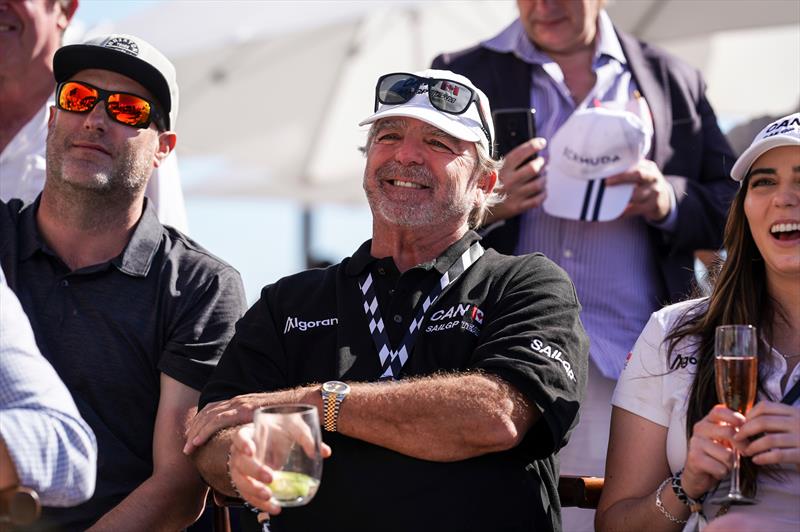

{"left": 103, "top": 37, "right": 139, "bottom": 57}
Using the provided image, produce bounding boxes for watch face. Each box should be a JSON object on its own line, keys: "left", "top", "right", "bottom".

{"left": 323, "top": 380, "right": 350, "bottom": 394}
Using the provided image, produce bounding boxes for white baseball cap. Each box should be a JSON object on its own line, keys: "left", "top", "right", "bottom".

{"left": 730, "top": 112, "right": 800, "bottom": 182}
{"left": 359, "top": 69, "right": 494, "bottom": 155}
{"left": 54, "top": 34, "right": 179, "bottom": 130}
{"left": 543, "top": 107, "right": 652, "bottom": 222}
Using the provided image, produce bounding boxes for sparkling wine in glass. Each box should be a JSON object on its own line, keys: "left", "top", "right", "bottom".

{"left": 711, "top": 324, "right": 758, "bottom": 505}
{"left": 253, "top": 404, "right": 322, "bottom": 508}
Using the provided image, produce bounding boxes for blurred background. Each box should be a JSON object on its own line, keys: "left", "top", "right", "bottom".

{"left": 68, "top": 0, "right": 800, "bottom": 303}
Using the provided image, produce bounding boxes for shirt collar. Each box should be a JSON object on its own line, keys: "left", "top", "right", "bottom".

{"left": 345, "top": 230, "right": 482, "bottom": 277}
{"left": 484, "top": 10, "right": 626, "bottom": 66}
{"left": 112, "top": 198, "right": 162, "bottom": 277}
{"left": 18, "top": 196, "right": 162, "bottom": 277}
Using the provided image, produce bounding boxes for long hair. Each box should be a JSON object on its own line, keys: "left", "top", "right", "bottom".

{"left": 664, "top": 174, "right": 776, "bottom": 496}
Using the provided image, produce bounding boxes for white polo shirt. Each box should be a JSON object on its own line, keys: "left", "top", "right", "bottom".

{"left": 0, "top": 100, "right": 50, "bottom": 202}
{"left": 613, "top": 298, "right": 800, "bottom": 525}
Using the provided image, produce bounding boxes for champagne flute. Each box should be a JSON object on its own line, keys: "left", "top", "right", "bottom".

{"left": 253, "top": 404, "right": 323, "bottom": 508}
{"left": 711, "top": 324, "right": 758, "bottom": 505}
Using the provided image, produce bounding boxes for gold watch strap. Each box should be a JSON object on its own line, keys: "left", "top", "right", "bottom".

{"left": 323, "top": 392, "right": 339, "bottom": 432}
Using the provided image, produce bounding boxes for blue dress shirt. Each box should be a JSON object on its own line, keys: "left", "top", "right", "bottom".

{"left": 0, "top": 269, "right": 97, "bottom": 507}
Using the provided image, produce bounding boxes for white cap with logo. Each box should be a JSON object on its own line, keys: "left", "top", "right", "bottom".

{"left": 543, "top": 107, "right": 652, "bottom": 222}
{"left": 730, "top": 112, "right": 800, "bottom": 182}
{"left": 359, "top": 69, "right": 494, "bottom": 155}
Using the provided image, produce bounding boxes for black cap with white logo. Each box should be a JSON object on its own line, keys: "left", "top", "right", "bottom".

{"left": 54, "top": 33, "right": 179, "bottom": 130}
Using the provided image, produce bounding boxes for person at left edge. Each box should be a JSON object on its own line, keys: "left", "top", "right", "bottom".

{"left": 0, "top": 268, "right": 97, "bottom": 508}
{"left": 184, "top": 69, "right": 589, "bottom": 532}
{"left": 0, "top": 33, "right": 246, "bottom": 531}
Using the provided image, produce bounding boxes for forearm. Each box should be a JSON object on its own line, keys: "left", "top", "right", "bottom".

{"left": 0, "top": 413, "right": 96, "bottom": 506}
{"left": 338, "top": 372, "right": 535, "bottom": 461}
{"left": 194, "top": 428, "right": 238, "bottom": 497}
{"left": 87, "top": 472, "right": 207, "bottom": 532}
{"left": 597, "top": 482, "right": 690, "bottom": 532}
{"left": 192, "top": 387, "right": 315, "bottom": 495}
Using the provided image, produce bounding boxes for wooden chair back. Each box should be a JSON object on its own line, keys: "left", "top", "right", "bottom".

{"left": 558, "top": 475, "right": 604, "bottom": 509}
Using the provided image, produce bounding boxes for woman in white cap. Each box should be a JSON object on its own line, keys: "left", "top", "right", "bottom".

{"left": 595, "top": 113, "right": 800, "bottom": 531}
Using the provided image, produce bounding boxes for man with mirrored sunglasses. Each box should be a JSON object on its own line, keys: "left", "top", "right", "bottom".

{"left": 0, "top": 0, "right": 190, "bottom": 232}
{"left": 185, "top": 69, "right": 588, "bottom": 532}
{"left": 0, "top": 33, "right": 246, "bottom": 531}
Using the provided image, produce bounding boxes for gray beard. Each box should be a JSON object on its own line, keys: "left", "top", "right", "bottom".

{"left": 364, "top": 162, "right": 472, "bottom": 228}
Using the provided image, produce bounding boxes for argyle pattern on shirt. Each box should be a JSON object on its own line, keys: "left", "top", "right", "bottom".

{"left": 358, "top": 242, "right": 484, "bottom": 379}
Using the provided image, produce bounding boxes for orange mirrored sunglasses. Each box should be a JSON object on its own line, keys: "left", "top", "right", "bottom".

{"left": 56, "top": 80, "right": 165, "bottom": 130}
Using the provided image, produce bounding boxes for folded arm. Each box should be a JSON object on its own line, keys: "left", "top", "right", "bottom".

{"left": 190, "top": 372, "right": 535, "bottom": 495}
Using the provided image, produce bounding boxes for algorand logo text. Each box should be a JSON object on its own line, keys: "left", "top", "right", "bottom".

{"left": 284, "top": 316, "right": 338, "bottom": 333}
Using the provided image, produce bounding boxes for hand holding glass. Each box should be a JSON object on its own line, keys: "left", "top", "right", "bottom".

{"left": 253, "top": 404, "right": 322, "bottom": 507}
{"left": 711, "top": 324, "right": 758, "bottom": 505}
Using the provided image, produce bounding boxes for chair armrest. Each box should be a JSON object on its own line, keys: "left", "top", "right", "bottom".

{"left": 212, "top": 490, "right": 245, "bottom": 509}
{"left": 209, "top": 489, "right": 247, "bottom": 532}
{"left": 558, "top": 475, "right": 604, "bottom": 509}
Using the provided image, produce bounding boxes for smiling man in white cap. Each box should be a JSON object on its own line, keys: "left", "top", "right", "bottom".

{"left": 0, "top": 34, "right": 246, "bottom": 531}
{"left": 186, "top": 69, "right": 589, "bottom": 532}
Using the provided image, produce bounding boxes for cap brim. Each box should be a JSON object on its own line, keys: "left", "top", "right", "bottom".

{"left": 54, "top": 45, "right": 172, "bottom": 129}
{"left": 359, "top": 105, "right": 482, "bottom": 144}
{"left": 730, "top": 135, "right": 800, "bottom": 181}
{"left": 543, "top": 171, "right": 633, "bottom": 222}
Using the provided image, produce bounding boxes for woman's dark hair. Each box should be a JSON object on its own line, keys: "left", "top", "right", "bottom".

{"left": 664, "top": 173, "right": 779, "bottom": 496}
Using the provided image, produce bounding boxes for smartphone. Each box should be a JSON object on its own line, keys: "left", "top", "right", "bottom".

{"left": 493, "top": 108, "right": 536, "bottom": 161}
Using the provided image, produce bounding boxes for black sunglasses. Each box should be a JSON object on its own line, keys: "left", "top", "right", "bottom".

{"left": 374, "top": 72, "right": 494, "bottom": 157}
{"left": 56, "top": 80, "right": 166, "bottom": 130}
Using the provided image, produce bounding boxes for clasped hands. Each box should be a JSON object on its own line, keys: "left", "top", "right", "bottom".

{"left": 490, "top": 138, "right": 672, "bottom": 223}
{"left": 681, "top": 401, "right": 800, "bottom": 499}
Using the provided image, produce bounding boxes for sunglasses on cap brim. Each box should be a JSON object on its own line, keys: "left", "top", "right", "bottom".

{"left": 374, "top": 72, "right": 494, "bottom": 157}
{"left": 56, "top": 80, "right": 166, "bottom": 130}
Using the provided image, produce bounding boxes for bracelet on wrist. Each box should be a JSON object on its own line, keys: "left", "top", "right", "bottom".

{"left": 671, "top": 469, "right": 706, "bottom": 511}
{"left": 226, "top": 450, "right": 259, "bottom": 514}
{"left": 655, "top": 476, "right": 688, "bottom": 524}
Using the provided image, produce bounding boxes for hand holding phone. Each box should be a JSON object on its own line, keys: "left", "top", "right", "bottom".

{"left": 493, "top": 108, "right": 537, "bottom": 166}
{"left": 487, "top": 108, "right": 547, "bottom": 221}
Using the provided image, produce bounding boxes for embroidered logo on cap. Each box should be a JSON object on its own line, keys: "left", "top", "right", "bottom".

{"left": 103, "top": 37, "right": 139, "bottom": 57}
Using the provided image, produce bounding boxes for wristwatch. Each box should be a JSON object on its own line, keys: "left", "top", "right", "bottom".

{"left": 321, "top": 381, "right": 350, "bottom": 432}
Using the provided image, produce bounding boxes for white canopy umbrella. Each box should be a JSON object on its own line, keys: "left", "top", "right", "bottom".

{"left": 102, "top": 0, "right": 798, "bottom": 265}
{"left": 164, "top": 2, "right": 517, "bottom": 202}
{"left": 104, "top": 0, "right": 800, "bottom": 203}
{"left": 606, "top": 0, "right": 799, "bottom": 42}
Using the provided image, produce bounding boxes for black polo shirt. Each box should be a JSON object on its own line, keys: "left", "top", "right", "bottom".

{"left": 0, "top": 198, "right": 246, "bottom": 531}
{"left": 202, "top": 231, "right": 588, "bottom": 532}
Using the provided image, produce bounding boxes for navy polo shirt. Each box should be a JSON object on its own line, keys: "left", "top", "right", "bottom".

{"left": 202, "top": 231, "right": 589, "bottom": 532}
{"left": 0, "top": 197, "right": 246, "bottom": 531}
